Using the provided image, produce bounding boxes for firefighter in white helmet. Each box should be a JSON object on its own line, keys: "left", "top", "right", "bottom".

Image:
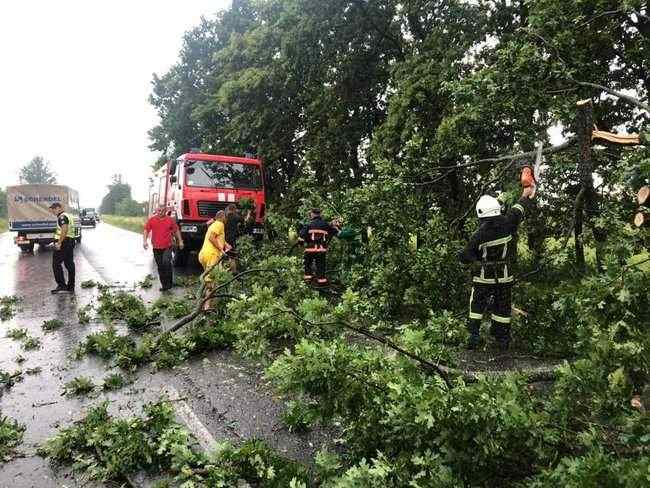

{"left": 458, "top": 186, "right": 535, "bottom": 350}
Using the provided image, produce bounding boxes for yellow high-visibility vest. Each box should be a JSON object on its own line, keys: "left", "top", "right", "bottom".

{"left": 54, "top": 212, "right": 75, "bottom": 239}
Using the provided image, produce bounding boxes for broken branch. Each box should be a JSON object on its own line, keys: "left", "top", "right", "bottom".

{"left": 577, "top": 81, "right": 650, "bottom": 112}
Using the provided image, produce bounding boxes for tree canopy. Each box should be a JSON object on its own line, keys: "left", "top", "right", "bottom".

{"left": 19, "top": 156, "right": 57, "bottom": 185}
{"left": 99, "top": 174, "right": 141, "bottom": 216}
{"left": 146, "top": 2, "right": 650, "bottom": 486}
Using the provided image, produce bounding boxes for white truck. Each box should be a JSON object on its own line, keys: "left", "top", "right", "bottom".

{"left": 7, "top": 184, "right": 82, "bottom": 253}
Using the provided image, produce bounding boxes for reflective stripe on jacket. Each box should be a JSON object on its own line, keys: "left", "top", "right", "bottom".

{"left": 458, "top": 198, "right": 530, "bottom": 284}
{"left": 299, "top": 216, "right": 339, "bottom": 253}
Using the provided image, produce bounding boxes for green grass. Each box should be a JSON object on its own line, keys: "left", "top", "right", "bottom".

{"left": 102, "top": 215, "right": 145, "bottom": 234}
{"left": 0, "top": 219, "right": 7, "bottom": 233}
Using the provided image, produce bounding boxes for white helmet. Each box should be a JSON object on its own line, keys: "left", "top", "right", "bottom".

{"left": 476, "top": 195, "right": 501, "bottom": 218}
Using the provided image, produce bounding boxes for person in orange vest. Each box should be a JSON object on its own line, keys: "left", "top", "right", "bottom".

{"left": 299, "top": 208, "right": 340, "bottom": 286}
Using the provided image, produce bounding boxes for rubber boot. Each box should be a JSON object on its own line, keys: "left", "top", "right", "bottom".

{"left": 491, "top": 321, "right": 510, "bottom": 351}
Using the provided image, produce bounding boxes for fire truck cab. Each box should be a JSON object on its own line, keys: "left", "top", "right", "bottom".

{"left": 149, "top": 151, "right": 266, "bottom": 266}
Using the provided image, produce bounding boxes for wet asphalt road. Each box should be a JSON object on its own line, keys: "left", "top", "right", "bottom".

{"left": 0, "top": 223, "right": 331, "bottom": 488}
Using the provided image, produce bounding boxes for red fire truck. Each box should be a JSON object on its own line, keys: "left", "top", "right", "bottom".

{"left": 149, "top": 151, "right": 266, "bottom": 266}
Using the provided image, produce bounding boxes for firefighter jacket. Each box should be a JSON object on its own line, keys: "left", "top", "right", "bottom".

{"left": 299, "top": 216, "right": 339, "bottom": 253}
{"left": 458, "top": 198, "right": 530, "bottom": 284}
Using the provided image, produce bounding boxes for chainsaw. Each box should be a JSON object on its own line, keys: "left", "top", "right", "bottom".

{"left": 520, "top": 142, "right": 543, "bottom": 197}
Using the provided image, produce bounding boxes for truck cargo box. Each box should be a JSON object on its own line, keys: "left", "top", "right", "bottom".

{"left": 7, "top": 184, "right": 82, "bottom": 252}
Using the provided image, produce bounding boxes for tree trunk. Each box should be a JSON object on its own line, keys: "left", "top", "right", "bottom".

{"left": 574, "top": 188, "right": 586, "bottom": 271}
{"left": 634, "top": 210, "right": 649, "bottom": 228}
{"left": 575, "top": 100, "right": 600, "bottom": 272}
{"left": 638, "top": 186, "right": 650, "bottom": 206}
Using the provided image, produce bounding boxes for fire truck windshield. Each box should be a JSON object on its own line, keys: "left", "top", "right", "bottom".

{"left": 185, "top": 161, "right": 262, "bottom": 190}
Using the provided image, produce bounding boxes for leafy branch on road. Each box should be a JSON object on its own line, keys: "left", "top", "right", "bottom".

{"left": 21, "top": 335, "right": 41, "bottom": 351}
{"left": 0, "top": 296, "right": 21, "bottom": 321}
{"left": 0, "top": 414, "right": 25, "bottom": 463}
{"left": 62, "top": 376, "right": 96, "bottom": 397}
{"left": 6, "top": 327, "right": 28, "bottom": 340}
{"left": 0, "top": 369, "right": 24, "bottom": 389}
{"left": 42, "top": 319, "right": 64, "bottom": 331}
{"left": 39, "top": 399, "right": 309, "bottom": 486}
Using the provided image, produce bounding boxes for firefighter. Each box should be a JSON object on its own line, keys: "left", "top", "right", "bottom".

{"left": 48, "top": 202, "right": 76, "bottom": 294}
{"left": 458, "top": 186, "right": 535, "bottom": 350}
{"left": 299, "top": 208, "right": 340, "bottom": 286}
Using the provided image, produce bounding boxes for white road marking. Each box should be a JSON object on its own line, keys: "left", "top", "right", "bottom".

{"left": 163, "top": 385, "right": 217, "bottom": 451}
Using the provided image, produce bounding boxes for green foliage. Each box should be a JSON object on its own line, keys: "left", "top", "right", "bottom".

{"left": 280, "top": 399, "right": 320, "bottom": 433}
{"left": 0, "top": 415, "right": 25, "bottom": 462}
{"left": 102, "top": 373, "right": 127, "bottom": 391}
{"left": 152, "top": 295, "right": 193, "bottom": 319}
{"left": 174, "top": 275, "right": 199, "bottom": 288}
{"left": 0, "top": 295, "right": 21, "bottom": 321}
{"left": 100, "top": 174, "right": 133, "bottom": 215}
{"left": 527, "top": 449, "right": 650, "bottom": 487}
{"left": 19, "top": 156, "right": 56, "bottom": 184}
{"left": 75, "top": 326, "right": 135, "bottom": 361}
{"left": 138, "top": 274, "right": 154, "bottom": 289}
{"left": 41, "top": 319, "right": 64, "bottom": 331}
{"left": 0, "top": 369, "right": 23, "bottom": 389}
{"left": 0, "top": 187, "right": 6, "bottom": 219}
{"left": 21, "top": 335, "right": 41, "bottom": 351}
{"left": 62, "top": 376, "right": 96, "bottom": 397}
{"left": 101, "top": 215, "right": 145, "bottom": 234}
{"left": 76, "top": 3, "right": 650, "bottom": 485}
{"left": 39, "top": 399, "right": 308, "bottom": 485}
{"left": 77, "top": 304, "right": 93, "bottom": 325}
{"left": 6, "top": 327, "right": 28, "bottom": 340}
{"left": 96, "top": 289, "right": 159, "bottom": 329}
{"left": 115, "top": 197, "right": 144, "bottom": 217}
{"left": 75, "top": 320, "right": 235, "bottom": 372}
{"left": 80, "top": 280, "right": 97, "bottom": 288}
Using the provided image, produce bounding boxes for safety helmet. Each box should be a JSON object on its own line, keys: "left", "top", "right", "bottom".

{"left": 476, "top": 195, "right": 501, "bottom": 218}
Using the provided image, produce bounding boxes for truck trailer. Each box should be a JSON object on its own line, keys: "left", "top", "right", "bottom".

{"left": 7, "top": 184, "right": 82, "bottom": 253}
{"left": 149, "top": 151, "right": 266, "bottom": 266}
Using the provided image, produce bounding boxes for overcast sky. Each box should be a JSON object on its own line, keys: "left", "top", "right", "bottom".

{"left": 0, "top": 0, "right": 229, "bottom": 206}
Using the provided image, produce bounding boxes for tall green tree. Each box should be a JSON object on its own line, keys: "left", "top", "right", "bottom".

{"left": 100, "top": 174, "right": 134, "bottom": 215}
{"left": 19, "top": 156, "right": 57, "bottom": 184}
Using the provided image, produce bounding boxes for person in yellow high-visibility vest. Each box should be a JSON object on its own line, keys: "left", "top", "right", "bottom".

{"left": 48, "top": 202, "right": 76, "bottom": 294}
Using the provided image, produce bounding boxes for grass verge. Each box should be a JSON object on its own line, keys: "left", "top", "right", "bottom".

{"left": 101, "top": 215, "right": 145, "bottom": 234}
{"left": 0, "top": 219, "right": 7, "bottom": 233}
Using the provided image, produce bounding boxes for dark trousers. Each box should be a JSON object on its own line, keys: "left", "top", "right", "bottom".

{"left": 468, "top": 283, "right": 512, "bottom": 345}
{"left": 304, "top": 252, "right": 327, "bottom": 283}
{"left": 153, "top": 248, "right": 173, "bottom": 289}
{"left": 53, "top": 238, "right": 76, "bottom": 289}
